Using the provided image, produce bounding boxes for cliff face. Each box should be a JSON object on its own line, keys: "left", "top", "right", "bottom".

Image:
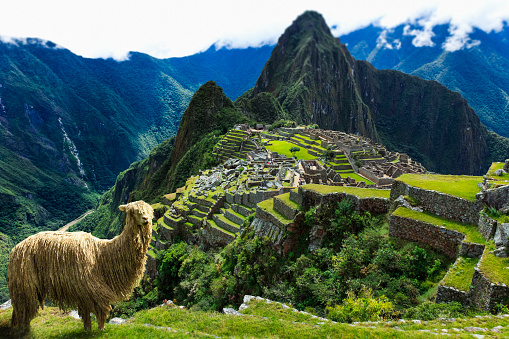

{"left": 239, "top": 11, "right": 494, "bottom": 175}
{"left": 355, "top": 62, "right": 488, "bottom": 175}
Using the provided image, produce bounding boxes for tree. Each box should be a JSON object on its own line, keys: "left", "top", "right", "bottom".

{"left": 324, "top": 145, "right": 335, "bottom": 163}
{"left": 290, "top": 147, "right": 300, "bottom": 157}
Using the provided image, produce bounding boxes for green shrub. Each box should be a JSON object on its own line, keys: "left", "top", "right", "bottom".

{"left": 157, "top": 242, "right": 188, "bottom": 299}
{"left": 326, "top": 288, "right": 394, "bottom": 323}
{"left": 402, "top": 301, "right": 467, "bottom": 320}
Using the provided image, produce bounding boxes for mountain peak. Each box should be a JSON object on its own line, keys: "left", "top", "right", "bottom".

{"left": 279, "top": 11, "right": 335, "bottom": 48}
{"left": 289, "top": 11, "right": 330, "bottom": 33}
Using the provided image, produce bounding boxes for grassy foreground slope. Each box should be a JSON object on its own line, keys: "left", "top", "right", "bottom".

{"left": 1, "top": 302, "right": 508, "bottom": 338}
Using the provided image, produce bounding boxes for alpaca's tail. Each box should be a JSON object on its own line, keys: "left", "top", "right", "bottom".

{"left": 8, "top": 247, "right": 39, "bottom": 328}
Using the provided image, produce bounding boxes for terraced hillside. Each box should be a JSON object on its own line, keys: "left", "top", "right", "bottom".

{"left": 389, "top": 173, "right": 509, "bottom": 311}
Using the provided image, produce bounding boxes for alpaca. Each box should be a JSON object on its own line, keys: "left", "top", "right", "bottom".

{"left": 7, "top": 200, "right": 154, "bottom": 331}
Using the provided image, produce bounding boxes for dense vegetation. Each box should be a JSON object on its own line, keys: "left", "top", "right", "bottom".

{"left": 111, "top": 199, "right": 463, "bottom": 321}
{"left": 0, "top": 39, "right": 270, "bottom": 261}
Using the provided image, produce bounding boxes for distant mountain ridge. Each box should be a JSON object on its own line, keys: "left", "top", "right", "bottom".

{"left": 340, "top": 23, "right": 509, "bottom": 139}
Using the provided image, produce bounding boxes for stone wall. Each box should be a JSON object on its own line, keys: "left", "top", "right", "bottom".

{"left": 391, "top": 180, "right": 482, "bottom": 225}
{"left": 459, "top": 242, "right": 485, "bottom": 258}
{"left": 207, "top": 196, "right": 226, "bottom": 219}
{"left": 202, "top": 222, "right": 235, "bottom": 247}
{"left": 290, "top": 190, "right": 303, "bottom": 205}
{"left": 273, "top": 197, "right": 299, "bottom": 220}
{"left": 359, "top": 167, "right": 394, "bottom": 186}
{"left": 389, "top": 214, "right": 465, "bottom": 258}
{"left": 145, "top": 255, "right": 157, "bottom": 279}
{"left": 436, "top": 285, "right": 468, "bottom": 304}
{"left": 226, "top": 187, "right": 293, "bottom": 207}
{"left": 299, "top": 188, "right": 390, "bottom": 215}
{"left": 251, "top": 217, "right": 285, "bottom": 246}
{"left": 480, "top": 185, "right": 509, "bottom": 210}
{"left": 470, "top": 267, "right": 509, "bottom": 312}
{"left": 478, "top": 213, "right": 498, "bottom": 241}
{"left": 255, "top": 204, "right": 293, "bottom": 230}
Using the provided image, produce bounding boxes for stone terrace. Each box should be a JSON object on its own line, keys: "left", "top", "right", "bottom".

{"left": 388, "top": 173, "right": 509, "bottom": 311}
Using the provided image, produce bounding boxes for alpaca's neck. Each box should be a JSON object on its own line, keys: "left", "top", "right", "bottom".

{"left": 99, "top": 223, "right": 151, "bottom": 298}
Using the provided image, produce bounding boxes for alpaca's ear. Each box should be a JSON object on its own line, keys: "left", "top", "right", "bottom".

{"left": 119, "top": 204, "right": 127, "bottom": 211}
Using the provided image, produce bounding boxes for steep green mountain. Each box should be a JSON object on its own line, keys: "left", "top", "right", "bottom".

{"left": 238, "top": 11, "right": 508, "bottom": 175}
{"left": 237, "top": 11, "right": 378, "bottom": 140}
{"left": 340, "top": 24, "right": 509, "bottom": 139}
{"left": 75, "top": 81, "right": 249, "bottom": 238}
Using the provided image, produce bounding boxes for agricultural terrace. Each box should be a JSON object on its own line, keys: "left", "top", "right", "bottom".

{"left": 397, "top": 174, "right": 482, "bottom": 202}
{"left": 301, "top": 184, "right": 390, "bottom": 199}
{"left": 486, "top": 162, "right": 509, "bottom": 184}
{"left": 392, "top": 207, "right": 486, "bottom": 244}
{"left": 441, "top": 256, "right": 479, "bottom": 292}
{"left": 479, "top": 242, "right": 509, "bottom": 286}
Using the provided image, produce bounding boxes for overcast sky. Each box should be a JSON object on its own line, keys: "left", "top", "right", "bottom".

{"left": 1, "top": 0, "right": 508, "bottom": 60}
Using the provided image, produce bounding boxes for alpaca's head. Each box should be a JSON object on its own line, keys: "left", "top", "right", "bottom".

{"left": 119, "top": 201, "right": 154, "bottom": 228}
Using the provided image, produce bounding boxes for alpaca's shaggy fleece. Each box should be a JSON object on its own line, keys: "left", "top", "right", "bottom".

{"left": 7, "top": 201, "right": 154, "bottom": 330}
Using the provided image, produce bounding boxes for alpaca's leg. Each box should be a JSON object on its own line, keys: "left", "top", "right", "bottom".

{"left": 78, "top": 307, "right": 91, "bottom": 331}
{"left": 11, "top": 288, "right": 38, "bottom": 328}
{"left": 94, "top": 305, "right": 110, "bottom": 330}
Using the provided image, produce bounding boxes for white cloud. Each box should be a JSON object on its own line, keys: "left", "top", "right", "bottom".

{"left": 0, "top": 0, "right": 508, "bottom": 59}
{"left": 403, "top": 23, "right": 436, "bottom": 48}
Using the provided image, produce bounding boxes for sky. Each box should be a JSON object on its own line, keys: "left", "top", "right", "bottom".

{"left": 1, "top": 0, "right": 508, "bottom": 60}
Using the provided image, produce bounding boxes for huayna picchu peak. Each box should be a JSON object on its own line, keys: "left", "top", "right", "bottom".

{"left": 237, "top": 11, "right": 508, "bottom": 176}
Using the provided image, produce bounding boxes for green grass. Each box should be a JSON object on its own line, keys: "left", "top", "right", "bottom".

{"left": 257, "top": 199, "right": 294, "bottom": 225}
{"left": 341, "top": 173, "right": 375, "bottom": 185}
{"left": 264, "top": 140, "right": 318, "bottom": 160}
{"left": 294, "top": 133, "right": 316, "bottom": 142}
{"left": 441, "top": 256, "right": 479, "bottom": 292}
{"left": 275, "top": 192, "right": 301, "bottom": 210}
{"left": 486, "top": 162, "right": 509, "bottom": 183}
{"left": 1, "top": 302, "right": 509, "bottom": 338}
{"left": 479, "top": 242, "right": 509, "bottom": 285}
{"left": 397, "top": 174, "right": 482, "bottom": 202}
{"left": 333, "top": 169, "right": 355, "bottom": 173}
{"left": 301, "top": 184, "right": 390, "bottom": 199}
{"left": 147, "top": 249, "right": 156, "bottom": 258}
{"left": 392, "top": 207, "right": 486, "bottom": 244}
{"left": 157, "top": 217, "right": 175, "bottom": 232}
{"left": 328, "top": 161, "right": 351, "bottom": 166}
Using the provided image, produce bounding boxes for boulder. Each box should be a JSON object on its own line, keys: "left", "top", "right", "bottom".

{"left": 504, "top": 159, "right": 509, "bottom": 172}
{"left": 223, "top": 308, "right": 242, "bottom": 316}
{"left": 494, "top": 223, "right": 509, "bottom": 247}
{"left": 495, "top": 169, "right": 505, "bottom": 176}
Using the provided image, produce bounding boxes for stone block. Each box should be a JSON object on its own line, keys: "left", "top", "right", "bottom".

{"left": 494, "top": 223, "right": 509, "bottom": 247}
